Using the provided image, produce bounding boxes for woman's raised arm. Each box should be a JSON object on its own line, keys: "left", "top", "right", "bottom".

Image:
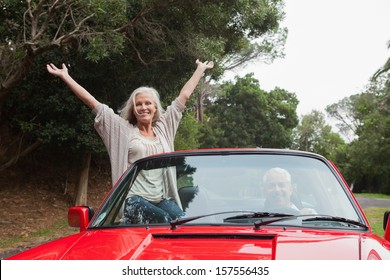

{"left": 47, "top": 63, "right": 100, "bottom": 110}
{"left": 177, "top": 59, "right": 214, "bottom": 106}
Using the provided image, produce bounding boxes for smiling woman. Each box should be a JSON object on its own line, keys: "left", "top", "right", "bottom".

{"left": 46, "top": 59, "right": 214, "bottom": 224}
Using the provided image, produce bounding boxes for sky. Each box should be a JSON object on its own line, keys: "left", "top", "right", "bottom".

{"left": 224, "top": 0, "right": 390, "bottom": 118}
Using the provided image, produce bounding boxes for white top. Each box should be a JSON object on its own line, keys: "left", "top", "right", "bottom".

{"left": 128, "top": 131, "right": 164, "bottom": 202}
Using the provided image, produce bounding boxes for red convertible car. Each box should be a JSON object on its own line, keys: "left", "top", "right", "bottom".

{"left": 7, "top": 149, "right": 390, "bottom": 259}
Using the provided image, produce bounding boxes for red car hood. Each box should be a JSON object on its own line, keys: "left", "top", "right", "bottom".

{"left": 7, "top": 226, "right": 389, "bottom": 260}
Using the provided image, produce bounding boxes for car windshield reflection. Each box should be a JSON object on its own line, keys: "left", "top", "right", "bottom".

{"left": 90, "top": 152, "right": 362, "bottom": 228}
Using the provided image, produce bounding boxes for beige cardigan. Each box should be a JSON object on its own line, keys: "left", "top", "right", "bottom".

{"left": 93, "top": 98, "right": 185, "bottom": 207}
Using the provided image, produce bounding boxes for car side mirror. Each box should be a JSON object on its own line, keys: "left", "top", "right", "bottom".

{"left": 68, "top": 206, "right": 94, "bottom": 232}
{"left": 384, "top": 210, "right": 390, "bottom": 242}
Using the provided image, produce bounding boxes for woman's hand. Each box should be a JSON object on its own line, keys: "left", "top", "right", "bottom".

{"left": 46, "top": 63, "right": 69, "bottom": 79}
{"left": 177, "top": 59, "right": 214, "bottom": 106}
{"left": 45, "top": 63, "right": 100, "bottom": 109}
{"left": 195, "top": 59, "right": 214, "bottom": 70}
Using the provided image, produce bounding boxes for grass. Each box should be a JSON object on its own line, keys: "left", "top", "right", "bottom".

{"left": 0, "top": 219, "right": 75, "bottom": 250}
{"left": 354, "top": 193, "right": 390, "bottom": 200}
{"left": 363, "top": 207, "right": 387, "bottom": 236}
{"left": 354, "top": 193, "right": 390, "bottom": 236}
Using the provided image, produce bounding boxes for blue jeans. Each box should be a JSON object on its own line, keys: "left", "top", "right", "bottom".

{"left": 124, "top": 195, "right": 184, "bottom": 224}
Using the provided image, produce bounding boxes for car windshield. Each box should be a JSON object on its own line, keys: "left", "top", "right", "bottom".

{"left": 90, "top": 152, "right": 363, "bottom": 228}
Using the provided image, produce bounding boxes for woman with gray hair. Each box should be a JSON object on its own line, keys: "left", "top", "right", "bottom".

{"left": 47, "top": 59, "right": 214, "bottom": 224}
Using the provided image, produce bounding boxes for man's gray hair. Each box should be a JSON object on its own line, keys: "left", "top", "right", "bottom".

{"left": 263, "top": 167, "right": 291, "bottom": 183}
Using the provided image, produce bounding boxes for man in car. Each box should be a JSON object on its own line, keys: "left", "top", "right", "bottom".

{"left": 262, "top": 167, "right": 316, "bottom": 215}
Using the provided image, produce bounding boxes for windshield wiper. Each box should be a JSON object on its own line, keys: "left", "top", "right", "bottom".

{"left": 224, "top": 212, "right": 294, "bottom": 221}
{"left": 224, "top": 214, "right": 369, "bottom": 230}
{"left": 302, "top": 215, "right": 368, "bottom": 229}
{"left": 170, "top": 211, "right": 299, "bottom": 230}
{"left": 170, "top": 211, "right": 263, "bottom": 230}
{"left": 224, "top": 212, "right": 299, "bottom": 230}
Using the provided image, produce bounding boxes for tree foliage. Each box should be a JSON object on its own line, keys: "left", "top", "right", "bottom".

{"left": 291, "top": 110, "right": 345, "bottom": 161}
{"left": 326, "top": 74, "right": 390, "bottom": 194}
{"left": 174, "top": 113, "right": 200, "bottom": 151}
{"left": 200, "top": 74, "right": 298, "bottom": 148}
{"left": 0, "top": 0, "right": 286, "bottom": 104}
{"left": 325, "top": 95, "right": 360, "bottom": 142}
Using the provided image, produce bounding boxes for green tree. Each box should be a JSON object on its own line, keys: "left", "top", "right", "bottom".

{"left": 327, "top": 75, "right": 390, "bottom": 194}
{"left": 1, "top": 0, "right": 287, "bottom": 105}
{"left": 200, "top": 74, "right": 298, "bottom": 148}
{"left": 292, "top": 110, "right": 345, "bottom": 161}
{"left": 326, "top": 95, "right": 360, "bottom": 142}
{"left": 174, "top": 113, "right": 200, "bottom": 151}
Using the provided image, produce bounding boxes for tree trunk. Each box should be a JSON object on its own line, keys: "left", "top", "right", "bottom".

{"left": 196, "top": 91, "right": 203, "bottom": 122}
{"left": 0, "top": 140, "right": 42, "bottom": 171}
{"left": 74, "top": 152, "right": 91, "bottom": 206}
